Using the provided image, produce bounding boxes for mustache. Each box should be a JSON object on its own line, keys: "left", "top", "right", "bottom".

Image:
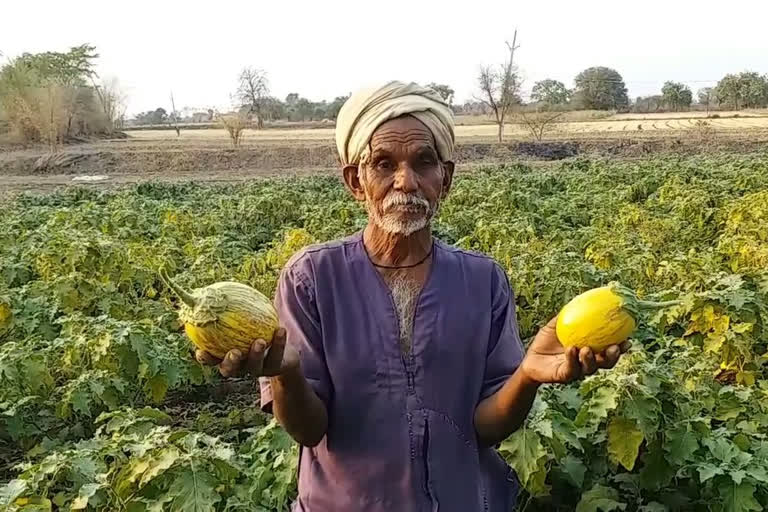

{"left": 382, "top": 192, "right": 430, "bottom": 211}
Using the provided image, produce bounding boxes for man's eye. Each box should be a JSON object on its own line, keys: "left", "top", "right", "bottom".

{"left": 377, "top": 160, "right": 392, "bottom": 171}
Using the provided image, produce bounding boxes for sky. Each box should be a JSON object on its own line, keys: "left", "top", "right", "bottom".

{"left": 3, "top": 0, "right": 768, "bottom": 116}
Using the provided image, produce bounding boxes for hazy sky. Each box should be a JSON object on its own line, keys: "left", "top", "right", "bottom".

{"left": 4, "top": 0, "right": 768, "bottom": 115}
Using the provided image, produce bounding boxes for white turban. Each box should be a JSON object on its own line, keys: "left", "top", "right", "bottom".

{"left": 335, "top": 80, "right": 455, "bottom": 166}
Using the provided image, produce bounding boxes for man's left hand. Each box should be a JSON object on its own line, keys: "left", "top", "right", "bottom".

{"left": 520, "top": 316, "right": 630, "bottom": 384}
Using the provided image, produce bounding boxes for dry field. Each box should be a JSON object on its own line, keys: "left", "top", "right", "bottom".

{"left": 3, "top": 110, "right": 768, "bottom": 196}
{"left": 124, "top": 113, "right": 768, "bottom": 144}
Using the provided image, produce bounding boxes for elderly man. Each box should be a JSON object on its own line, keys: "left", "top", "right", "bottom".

{"left": 197, "top": 81, "right": 627, "bottom": 511}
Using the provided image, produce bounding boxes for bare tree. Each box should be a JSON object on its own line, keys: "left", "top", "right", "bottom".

{"left": 518, "top": 109, "right": 565, "bottom": 141}
{"left": 477, "top": 30, "right": 521, "bottom": 143}
{"left": 237, "top": 67, "right": 269, "bottom": 129}
{"left": 169, "top": 91, "right": 181, "bottom": 137}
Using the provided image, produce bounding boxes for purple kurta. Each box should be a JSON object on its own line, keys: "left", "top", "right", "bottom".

{"left": 260, "top": 231, "right": 526, "bottom": 511}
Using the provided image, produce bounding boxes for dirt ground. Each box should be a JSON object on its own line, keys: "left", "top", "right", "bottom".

{"left": 2, "top": 125, "right": 768, "bottom": 197}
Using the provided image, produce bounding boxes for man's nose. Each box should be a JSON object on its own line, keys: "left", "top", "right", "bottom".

{"left": 393, "top": 164, "right": 418, "bottom": 193}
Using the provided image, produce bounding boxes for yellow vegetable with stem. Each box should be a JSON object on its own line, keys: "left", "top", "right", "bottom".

{"left": 556, "top": 282, "right": 679, "bottom": 352}
{"left": 159, "top": 268, "right": 279, "bottom": 359}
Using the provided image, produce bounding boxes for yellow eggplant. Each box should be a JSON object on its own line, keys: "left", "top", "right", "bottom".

{"left": 160, "top": 269, "right": 279, "bottom": 359}
{"left": 556, "top": 282, "right": 678, "bottom": 352}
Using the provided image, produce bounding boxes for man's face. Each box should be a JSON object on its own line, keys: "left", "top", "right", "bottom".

{"left": 347, "top": 115, "right": 453, "bottom": 236}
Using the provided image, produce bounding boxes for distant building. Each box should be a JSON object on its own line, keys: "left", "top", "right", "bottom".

{"left": 191, "top": 110, "right": 214, "bottom": 123}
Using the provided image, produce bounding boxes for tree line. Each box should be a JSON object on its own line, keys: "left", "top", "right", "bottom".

{"left": 3, "top": 43, "right": 768, "bottom": 145}
{"left": 0, "top": 44, "right": 124, "bottom": 147}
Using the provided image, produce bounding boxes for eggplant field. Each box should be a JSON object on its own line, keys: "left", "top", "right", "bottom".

{"left": 2, "top": 154, "right": 768, "bottom": 511}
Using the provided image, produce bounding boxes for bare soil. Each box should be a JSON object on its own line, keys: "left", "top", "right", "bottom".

{"left": 2, "top": 129, "right": 768, "bottom": 197}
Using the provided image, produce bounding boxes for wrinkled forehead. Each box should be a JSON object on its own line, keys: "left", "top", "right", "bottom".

{"left": 368, "top": 115, "right": 438, "bottom": 154}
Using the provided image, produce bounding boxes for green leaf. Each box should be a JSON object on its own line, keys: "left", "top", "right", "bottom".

{"left": 560, "top": 455, "right": 587, "bottom": 488}
{"left": 575, "top": 484, "right": 627, "bottom": 512}
{"left": 576, "top": 387, "right": 618, "bottom": 430}
{"left": 664, "top": 428, "right": 699, "bottom": 465}
{"left": 558, "top": 386, "right": 582, "bottom": 410}
{"left": 697, "top": 462, "right": 724, "bottom": 482}
{"left": 139, "top": 447, "right": 180, "bottom": 487}
{"left": 146, "top": 375, "right": 169, "bottom": 403}
{"left": 749, "top": 465, "right": 768, "bottom": 483}
{"left": 167, "top": 467, "right": 220, "bottom": 512}
{"left": 499, "top": 428, "right": 548, "bottom": 492}
{"left": 731, "top": 470, "right": 747, "bottom": 485}
{"left": 704, "top": 437, "right": 740, "bottom": 464}
{"left": 71, "top": 483, "right": 102, "bottom": 510}
{"left": 607, "top": 417, "right": 644, "bottom": 471}
{"left": 720, "top": 482, "right": 762, "bottom": 512}
{"left": 0, "top": 479, "right": 27, "bottom": 505}
{"left": 639, "top": 503, "right": 668, "bottom": 512}
{"left": 137, "top": 407, "right": 173, "bottom": 425}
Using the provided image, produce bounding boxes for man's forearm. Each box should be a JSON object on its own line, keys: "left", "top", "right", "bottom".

{"left": 474, "top": 368, "right": 541, "bottom": 447}
{"left": 270, "top": 367, "right": 328, "bottom": 447}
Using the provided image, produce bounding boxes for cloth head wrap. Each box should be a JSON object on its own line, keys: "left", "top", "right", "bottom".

{"left": 335, "top": 80, "right": 455, "bottom": 166}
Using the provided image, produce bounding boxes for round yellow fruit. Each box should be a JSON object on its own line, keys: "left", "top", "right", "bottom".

{"left": 160, "top": 270, "right": 279, "bottom": 359}
{"left": 556, "top": 285, "right": 637, "bottom": 352}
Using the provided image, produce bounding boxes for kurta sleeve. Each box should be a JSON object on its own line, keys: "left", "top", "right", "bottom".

{"left": 480, "top": 263, "right": 526, "bottom": 401}
{"left": 259, "top": 259, "right": 331, "bottom": 413}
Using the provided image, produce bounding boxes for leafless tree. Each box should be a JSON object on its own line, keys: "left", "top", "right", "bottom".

{"left": 169, "top": 91, "right": 181, "bottom": 137}
{"left": 518, "top": 109, "right": 565, "bottom": 141}
{"left": 477, "top": 29, "right": 521, "bottom": 143}
{"left": 237, "top": 67, "right": 269, "bottom": 129}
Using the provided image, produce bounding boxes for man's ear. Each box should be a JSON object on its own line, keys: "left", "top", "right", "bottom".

{"left": 440, "top": 161, "right": 455, "bottom": 198}
{"left": 342, "top": 164, "right": 367, "bottom": 201}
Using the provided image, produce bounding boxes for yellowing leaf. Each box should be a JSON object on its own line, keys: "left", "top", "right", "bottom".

{"left": 139, "top": 448, "right": 180, "bottom": 487}
{"left": 607, "top": 417, "right": 644, "bottom": 470}
{"left": 71, "top": 483, "right": 102, "bottom": 510}
{"left": 147, "top": 375, "right": 169, "bottom": 403}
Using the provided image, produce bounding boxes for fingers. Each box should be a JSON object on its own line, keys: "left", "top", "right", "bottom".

{"left": 596, "top": 345, "right": 621, "bottom": 369}
{"left": 219, "top": 349, "right": 246, "bottom": 378}
{"left": 579, "top": 347, "right": 597, "bottom": 376}
{"left": 561, "top": 346, "right": 582, "bottom": 382}
{"left": 246, "top": 339, "right": 268, "bottom": 376}
{"left": 195, "top": 349, "right": 222, "bottom": 366}
{"left": 262, "top": 328, "right": 286, "bottom": 374}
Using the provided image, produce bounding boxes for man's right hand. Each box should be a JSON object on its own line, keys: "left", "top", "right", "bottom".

{"left": 195, "top": 327, "right": 300, "bottom": 378}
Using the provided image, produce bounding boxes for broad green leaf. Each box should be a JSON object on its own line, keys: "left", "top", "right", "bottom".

{"left": 71, "top": 483, "right": 102, "bottom": 510}
{"left": 749, "top": 466, "right": 768, "bottom": 483}
{"left": 704, "top": 438, "right": 740, "bottom": 464}
{"left": 639, "top": 502, "right": 667, "bottom": 512}
{"left": 139, "top": 447, "right": 180, "bottom": 487}
{"left": 664, "top": 428, "right": 699, "bottom": 465}
{"left": 167, "top": 468, "right": 220, "bottom": 512}
{"left": 0, "top": 479, "right": 27, "bottom": 505}
{"left": 499, "top": 428, "right": 548, "bottom": 491}
{"left": 575, "top": 484, "right": 626, "bottom": 512}
{"left": 697, "top": 462, "right": 724, "bottom": 482}
{"left": 731, "top": 470, "right": 747, "bottom": 485}
{"left": 137, "top": 407, "right": 173, "bottom": 424}
{"left": 720, "top": 482, "right": 762, "bottom": 512}
{"left": 607, "top": 417, "right": 644, "bottom": 471}
{"left": 146, "top": 375, "right": 169, "bottom": 403}
{"left": 575, "top": 387, "right": 618, "bottom": 430}
{"left": 560, "top": 455, "right": 587, "bottom": 488}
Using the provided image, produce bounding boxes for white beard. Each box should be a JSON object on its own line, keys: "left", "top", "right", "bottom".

{"left": 362, "top": 186, "right": 441, "bottom": 236}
